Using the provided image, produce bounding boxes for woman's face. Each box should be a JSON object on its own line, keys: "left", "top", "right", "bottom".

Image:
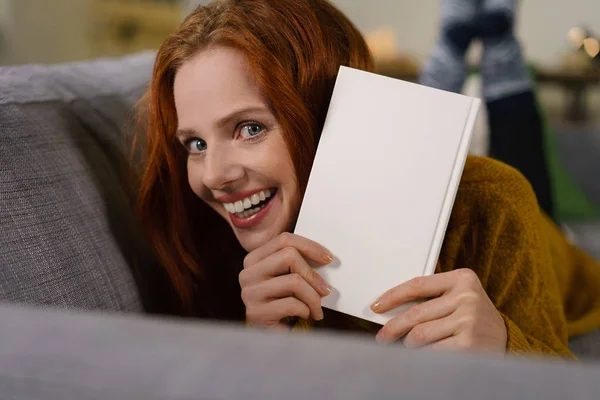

{"left": 174, "top": 46, "right": 302, "bottom": 252}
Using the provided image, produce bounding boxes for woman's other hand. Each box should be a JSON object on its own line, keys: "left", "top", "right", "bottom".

{"left": 372, "top": 269, "right": 507, "bottom": 353}
{"left": 240, "top": 233, "right": 333, "bottom": 329}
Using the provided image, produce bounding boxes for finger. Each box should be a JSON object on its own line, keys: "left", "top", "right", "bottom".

{"left": 246, "top": 297, "right": 311, "bottom": 326}
{"left": 372, "top": 270, "right": 466, "bottom": 314}
{"left": 267, "top": 274, "right": 324, "bottom": 320}
{"left": 244, "top": 274, "right": 324, "bottom": 320}
{"left": 402, "top": 314, "right": 459, "bottom": 348}
{"left": 244, "top": 232, "right": 332, "bottom": 268}
{"left": 375, "top": 296, "right": 457, "bottom": 344}
{"left": 423, "top": 335, "right": 462, "bottom": 352}
{"left": 240, "top": 246, "right": 331, "bottom": 296}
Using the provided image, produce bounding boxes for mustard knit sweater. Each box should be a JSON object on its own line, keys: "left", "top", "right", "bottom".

{"left": 293, "top": 156, "right": 600, "bottom": 358}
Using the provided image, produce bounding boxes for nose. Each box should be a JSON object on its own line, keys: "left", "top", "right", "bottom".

{"left": 201, "top": 142, "right": 245, "bottom": 190}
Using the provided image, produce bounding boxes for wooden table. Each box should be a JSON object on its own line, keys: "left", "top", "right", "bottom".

{"left": 536, "top": 68, "right": 600, "bottom": 121}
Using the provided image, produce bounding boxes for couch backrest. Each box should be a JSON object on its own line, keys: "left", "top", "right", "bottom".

{"left": 0, "top": 52, "right": 157, "bottom": 312}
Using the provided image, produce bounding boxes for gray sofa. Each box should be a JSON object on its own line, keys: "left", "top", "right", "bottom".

{"left": 1, "top": 52, "right": 600, "bottom": 398}
{"left": 1, "top": 303, "right": 600, "bottom": 400}
{"left": 0, "top": 52, "right": 155, "bottom": 312}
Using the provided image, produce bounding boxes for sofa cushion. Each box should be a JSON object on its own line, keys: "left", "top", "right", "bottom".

{"left": 0, "top": 52, "right": 157, "bottom": 312}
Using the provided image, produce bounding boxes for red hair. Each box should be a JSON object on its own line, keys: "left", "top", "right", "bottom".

{"left": 135, "top": 0, "right": 373, "bottom": 318}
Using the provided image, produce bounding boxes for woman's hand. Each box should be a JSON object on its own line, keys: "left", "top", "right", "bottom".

{"left": 240, "top": 233, "right": 333, "bottom": 329}
{"left": 371, "top": 269, "right": 507, "bottom": 353}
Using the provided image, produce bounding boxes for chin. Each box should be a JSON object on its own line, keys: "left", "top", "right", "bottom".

{"left": 232, "top": 212, "right": 295, "bottom": 252}
{"left": 235, "top": 228, "right": 282, "bottom": 253}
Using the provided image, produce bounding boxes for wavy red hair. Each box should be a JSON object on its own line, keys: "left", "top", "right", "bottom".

{"left": 135, "top": 0, "right": 373, "bottom": 318}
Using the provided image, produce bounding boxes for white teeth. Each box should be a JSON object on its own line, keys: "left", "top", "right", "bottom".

{"left": 234, "top": 201, "right": 244, "bottom": 213}
{"left": 243, "top": 208, "right": 257, "bottom": 218}
{"left": 223, "top": 189, "right": 275, "bottom": 215}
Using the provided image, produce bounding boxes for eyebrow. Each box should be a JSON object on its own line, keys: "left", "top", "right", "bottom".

{"left": 216, "top": 106, "right": 270, "bottom": 129}
{"left": 176, "top": 105, "right": 271, "bottom": 138}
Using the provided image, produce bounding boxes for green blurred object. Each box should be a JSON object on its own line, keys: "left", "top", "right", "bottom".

{"left": 530, "top": 66, "right": 600, "bottom": 222}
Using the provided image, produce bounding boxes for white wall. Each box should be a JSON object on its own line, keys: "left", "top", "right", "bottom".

{"left": 0, "top": 0, "right": 12, "bottom": 63}
{"left": 0, "top": 0, "right": 10, "bottom": 24}
{"left": 7, "top": 0, "right": 93, "bottom": 65}
{"left": 331, "top": 0, "right": 600, "bottom": 66}
{"left": 0, "top": 0, "right": 9, "bottom": 21}
{"left": 329, "top": 0, "right": 600, "bottom": 124}
{"left": 5, "top": 0, "right": 599, "bottom": 66}
{"left": 185, "top": 0, "right": 599, "bottom": 65}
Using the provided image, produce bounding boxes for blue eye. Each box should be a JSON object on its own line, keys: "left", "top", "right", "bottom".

{"left": 240, "top": 123, "right": 265, "bottom": 139}
{"left": 186, "top": 138, "right": 207, "bottom": 154}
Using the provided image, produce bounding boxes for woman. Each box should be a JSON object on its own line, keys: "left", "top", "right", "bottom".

{"left": 135, "top": 0, "right": 600, "bottom": 358}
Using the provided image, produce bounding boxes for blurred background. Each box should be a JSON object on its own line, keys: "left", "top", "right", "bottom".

{"left": 0, "top": 0, "right": 598, "bottom": 125}
{"left": 0, "top": 0, "right": 598, "bottom": 240}
{"left": 0, "top": 0, "right": 598, "bottom": 126}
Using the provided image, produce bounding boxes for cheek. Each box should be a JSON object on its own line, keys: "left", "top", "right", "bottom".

{"left": 186, "top": 160, "right": 207, "bottom": 200}
{"left": 266, "top": 138, "right": 301, "bottom": 207}
{"left": 260, "top": 135, "right": 297, "bottom": 183}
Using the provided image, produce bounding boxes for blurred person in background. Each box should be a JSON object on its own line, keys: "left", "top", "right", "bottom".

{"left": 421, "top": 0, "right": 556, "bottom": 222}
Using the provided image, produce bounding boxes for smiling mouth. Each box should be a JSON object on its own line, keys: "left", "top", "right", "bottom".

{"left": 223, "top": 189, "right": 276, "bottom": 218}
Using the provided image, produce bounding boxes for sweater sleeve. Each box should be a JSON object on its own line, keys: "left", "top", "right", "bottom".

{"left": 246, "top": 317, "right": 313, "bottom": 331}
{"left": 459, "top": 168, "right": 575, "bottom": 358}
{"left": 501, "top": 313, "right": 574, "bottom": 358}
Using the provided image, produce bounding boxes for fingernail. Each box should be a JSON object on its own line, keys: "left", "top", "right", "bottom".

{"left": 371, "top": 301, "right": 381, "bottom": 312}
{"left": 321, "top": 282, "right": 332, "bottom": 296}
{"left": 375, "top": 331, "right": 386, "bottom": 344}
{"left": 323, "top": 252, "right": 334, "bottom": 263}
{"left": 316, "top": 309, "right": 324, "bottom": 321}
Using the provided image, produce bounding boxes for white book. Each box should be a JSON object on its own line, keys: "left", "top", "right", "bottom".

{"left": 294, "top": 66, "right": 481, "bottom": 325}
